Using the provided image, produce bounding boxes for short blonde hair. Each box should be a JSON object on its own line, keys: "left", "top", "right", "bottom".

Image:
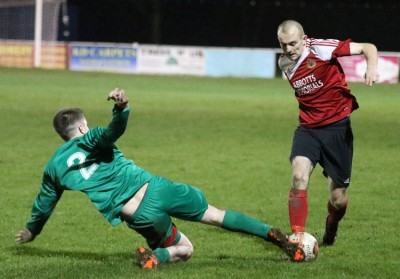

{"left": 277, "top": 20, "right": 305, "bottom": 37}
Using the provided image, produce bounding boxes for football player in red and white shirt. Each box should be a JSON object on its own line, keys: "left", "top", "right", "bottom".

{"left": 277, "top": 20, "right": 379, "bottom": 245}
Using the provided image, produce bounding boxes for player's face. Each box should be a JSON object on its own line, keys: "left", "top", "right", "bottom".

{"left": 278, "top": 28, "right": 306, "bottom": 61}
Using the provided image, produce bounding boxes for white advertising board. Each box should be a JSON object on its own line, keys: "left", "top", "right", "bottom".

{"left": 137, "top": 45, "right": 206, "bottom": 76}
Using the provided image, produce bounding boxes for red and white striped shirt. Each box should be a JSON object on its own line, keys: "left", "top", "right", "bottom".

{"left": 279, "top": 38, "right": 358, "bottom": 128}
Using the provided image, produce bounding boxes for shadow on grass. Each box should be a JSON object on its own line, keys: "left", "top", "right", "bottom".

{"left": 5, "top": 244, "right": 292, "bottom": 278}
{"left": 10, "top": 245, "right": 131, "bottom": 261}
{"left": 9, "top": 244, "right": 286, "bottom": 264}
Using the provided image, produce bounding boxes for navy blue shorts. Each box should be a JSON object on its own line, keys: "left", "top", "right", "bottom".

{"left": 289, "top": 117, "right": 354, "bottom": 187}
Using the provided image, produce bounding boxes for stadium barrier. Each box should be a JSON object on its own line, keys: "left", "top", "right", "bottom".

{"left": 0, "top": 40, "right": 398, "bottom": 83}
{"left": 0, "top": 40, "right": 67, "bottom": 69}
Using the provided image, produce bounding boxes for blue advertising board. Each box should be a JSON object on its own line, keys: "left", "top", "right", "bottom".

{"left": 69, "top": 44, "right": 137, "bottom": 73}
{"left": 206, "top": 48, "right": 276, "bottom": 78}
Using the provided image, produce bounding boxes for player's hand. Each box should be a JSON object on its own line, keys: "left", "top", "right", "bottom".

{"left": 364, "top": 69, "right": 379, "bottom": 86}
{"left": 15, "top": 229, "right": 35, "bottom": 244}
{"left": 107, "top": 88, "right": 129, "bottom": 109}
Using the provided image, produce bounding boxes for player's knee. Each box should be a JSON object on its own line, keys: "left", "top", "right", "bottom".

{"left": 292, "top": 171, "right": 309, "bottom": 188}
{"left": 291, "top": 157, "right": 313, "bottom": 188}
{"left": 182, "top": 241, "right": 194, "bottom": 260}
{"left": 187, "top": 242, "right": 194, "bottom": 259}
{"left": 330, "top": 188, "right": 348, "bottom": 208}
{"left": 330, "top": 196, "right": 348, "bottom": 209}
{"left": 176, "top": 232, "right": 194, "bottom": 260}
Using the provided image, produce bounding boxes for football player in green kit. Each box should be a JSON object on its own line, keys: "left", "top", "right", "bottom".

{"left": 15, "top": 88, "right": 305, "bottom": 269}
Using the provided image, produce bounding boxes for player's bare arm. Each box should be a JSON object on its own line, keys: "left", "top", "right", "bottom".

{"left": 350, "top": 42, "right": 379, "bottom": 86}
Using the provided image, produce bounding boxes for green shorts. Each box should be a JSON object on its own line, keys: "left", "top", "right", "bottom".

{"left": 125, "top": 176, "right": 208, "bottom": 249}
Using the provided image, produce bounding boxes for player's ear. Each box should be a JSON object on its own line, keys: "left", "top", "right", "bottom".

{"left": 77, "top": 123, "right": 87, "bottom": 135}
{"left": 302, "top": 35, "right": 307, "bottom": 46}
{"left": 77, "top": 124, "right": 84, "bottom": 134}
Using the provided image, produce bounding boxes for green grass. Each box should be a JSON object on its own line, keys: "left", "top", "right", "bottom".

{"left": 0, "top": 67, "right": 399, "bottom": 278}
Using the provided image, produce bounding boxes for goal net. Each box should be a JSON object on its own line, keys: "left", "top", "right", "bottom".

{"left": 0, "top": 0, "right": 66, "bottom": 41}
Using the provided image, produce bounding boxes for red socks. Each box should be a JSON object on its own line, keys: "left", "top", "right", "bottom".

{"left": 326, "top": 200, "right": 347, "bottom": 226}
{"left": 289, "top": 189, "right": 347, "bottom": 233}
{"left": 288, "top": 189, "right": 308, "bottom": 233}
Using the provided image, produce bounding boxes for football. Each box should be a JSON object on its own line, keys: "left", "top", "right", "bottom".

{"left": 289, "top": 232, "right": 319, "bottom": 262}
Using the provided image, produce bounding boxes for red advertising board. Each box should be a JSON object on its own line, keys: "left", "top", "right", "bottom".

{"left": 338, "top": 55, "right": 399, "bottom": 84}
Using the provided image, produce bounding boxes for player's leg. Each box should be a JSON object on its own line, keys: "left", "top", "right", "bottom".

{"left": 289, "top": 156, "right": 313, "bottom": 233}
{"left": 163, "top": 232, "right": 193, "bottom": 262}
{"left": 140, "top": 176, "right": 303, "bottom": 262}
{"left": 127, "top": 178, "right": 196, "bottom": 269}
{"left": 153, "top": 176, "right": 288, "bottom": 246}
{"left": 156, "top": 176, "right": 285, "bottom": 244}
{"left": 200, "top": 204, "right": 272, "bottom": 237}
{"left": 319, "top": 117, "right": 353, "bottom": 245}
{"left": 322, "top": 178, "right": 348, "bottom": 245}
{"left": 131, "top": 220, "right": 194, "bottom": 269}
{"left": 151, "top": 177, "right": 303, "bottom": 260}
{"left": 288, "top": 126, "right": 319, "bottom": 234}
{"left": 328, "top": 177, "right": 348, "bottom": 209}
{"left": 200, "top": 205, "right": 304, "bottom": 261}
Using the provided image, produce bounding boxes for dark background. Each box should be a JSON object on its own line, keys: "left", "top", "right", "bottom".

{"left": 63, "top": 0, "right": 399, "bottom": 52}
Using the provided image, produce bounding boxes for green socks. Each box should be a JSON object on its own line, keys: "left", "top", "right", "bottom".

{"left": 153, "top": 247, "right": 171, "bottom": 264}
{"left": 221, "top": 210, "right": 272, "bottom": 240}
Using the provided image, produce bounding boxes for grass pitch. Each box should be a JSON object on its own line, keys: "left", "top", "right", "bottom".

{"left": 0, "top": 67, "right": 399, "bottom": 278}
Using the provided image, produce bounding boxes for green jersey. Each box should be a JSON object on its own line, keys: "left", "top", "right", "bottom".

{"left": 26, "top": 106, "right": 153, "bottom": 235}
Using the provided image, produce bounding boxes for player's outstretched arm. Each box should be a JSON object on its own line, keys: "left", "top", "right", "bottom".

{"left": 15, "top": 229, "right": 35, "bottom": 244}
{"left": 350, "top": 42, "right": 379, "bottom": 86}
{"left": 107, "top": 88, "right": 129, "bottom": 109}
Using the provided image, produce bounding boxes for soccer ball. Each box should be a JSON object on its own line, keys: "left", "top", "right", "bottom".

{"left": 289, "top": 232, "right": 319, "bottom": 262}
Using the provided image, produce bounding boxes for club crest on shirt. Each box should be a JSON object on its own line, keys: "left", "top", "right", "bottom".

{"left": 307, "top": 58, "right": 316, "bottom": 68}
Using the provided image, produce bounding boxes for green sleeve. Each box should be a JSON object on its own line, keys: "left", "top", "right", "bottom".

{"left": 99, "top": 105, "right": 130, "bottom": 147}
{"left": 82, "top": 105, "right": 130, "bottom": 150}
{"left": 26, "top": 173, "right": 64, "bottom": 236}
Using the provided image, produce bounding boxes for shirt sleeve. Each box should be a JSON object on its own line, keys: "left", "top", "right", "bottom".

{"left": 80, "top": 105, "right": 130, "bottom": 150}
{"left": 26, "top": 172, "right": 64, "bottom": 235}
{"left": 331, "top": 39, "right": 352, "bottom": 58}
{"left": 309, "top": 38, "right": 352, "bottom": 60}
